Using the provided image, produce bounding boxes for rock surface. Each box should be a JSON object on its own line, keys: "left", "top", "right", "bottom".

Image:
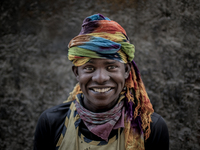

{"left": 0, "top": 0, "right": 199, "bottom": 150}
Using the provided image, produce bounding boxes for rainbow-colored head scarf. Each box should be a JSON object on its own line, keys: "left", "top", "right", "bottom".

{"left": 68, "top": 14, "right": 134, "bottom": 66}
{"left": 67, "top": 14, "right": 154, "bottom": 150}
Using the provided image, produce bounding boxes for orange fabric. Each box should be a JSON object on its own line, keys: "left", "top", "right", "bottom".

{"left": 93, "top": 20, "right": 127, "bottom": 35}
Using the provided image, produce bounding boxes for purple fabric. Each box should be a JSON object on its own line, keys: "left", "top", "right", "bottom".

{"left": 79, "top": 21, "right": 99, "bottom": 35}
{"left": 132, "top": 60, "right": 141, "bottom": 82}
{"left": 124, "top": 97, "right": 143, "bottom": 134}
{"left": 131, "top": 115, "right": 143, "bottom": 133}
{"left": 79, "top": 14, "right": 110, "bottom": 35}
{"left": 75, "top": 100, "right": 124, "bottom": 141}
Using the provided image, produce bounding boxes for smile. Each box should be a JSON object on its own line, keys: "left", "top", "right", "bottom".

{"left": 92, "top": 88, "right": 111, "bottom": 93}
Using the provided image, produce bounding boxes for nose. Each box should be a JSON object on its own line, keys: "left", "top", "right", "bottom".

{"left": 92, "top": 68, "right": 110, "bottom": 84}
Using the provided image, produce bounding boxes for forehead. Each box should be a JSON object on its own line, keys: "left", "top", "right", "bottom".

{"left": 87, "top": 58, "right": 123, "bottom": 65}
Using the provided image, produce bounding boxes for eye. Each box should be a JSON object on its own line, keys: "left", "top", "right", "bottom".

{"left": 107, "top": 65, "right": 117, "bottom": 70}
{"left": 84, "top": 66, "right": 94, "bottom": 72}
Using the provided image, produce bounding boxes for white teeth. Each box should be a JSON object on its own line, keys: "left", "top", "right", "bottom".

{"left": 93, "top": 88, "right": 111, "bottom": 93}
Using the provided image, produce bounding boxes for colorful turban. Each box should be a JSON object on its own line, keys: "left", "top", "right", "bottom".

{"left": 68, "top": 14, "right": 135, "bottom": 66}
{"left": 67, "top": 14, "right": 154, "bottom": 150}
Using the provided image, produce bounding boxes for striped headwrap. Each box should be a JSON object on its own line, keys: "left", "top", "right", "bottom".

{"left": 67, "top": 14, "right": 154, "bottom": 150}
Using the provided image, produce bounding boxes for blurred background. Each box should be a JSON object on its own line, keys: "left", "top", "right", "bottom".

{"left": 0, "top": 0, "right": 199, "bottom": 150}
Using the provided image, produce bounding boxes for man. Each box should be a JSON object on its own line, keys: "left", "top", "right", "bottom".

{"left": 34, "top": 14, "right": 169, "bottom": 150}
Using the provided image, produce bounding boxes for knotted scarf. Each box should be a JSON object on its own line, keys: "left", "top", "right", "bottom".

{"left": 67, "top": 14, "right": 154, "bottom": 150}
{"left": 68, "top": 14, "right": 135, "bottom": 66}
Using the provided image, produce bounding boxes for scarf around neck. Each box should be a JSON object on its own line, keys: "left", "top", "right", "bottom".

{"left": 75, "top": 94, "right": 125, "bottom": 141}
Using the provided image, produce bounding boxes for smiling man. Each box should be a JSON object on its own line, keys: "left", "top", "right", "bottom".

{"left": 73, "top": 58, "right": 129, "bottom": 112}
{"left": 34, "top": 14, "right": 169, "bottom": 150}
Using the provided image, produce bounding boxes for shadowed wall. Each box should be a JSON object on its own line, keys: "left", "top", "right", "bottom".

{"left": 0, "top": 0, "right": 199, "bottom": 150}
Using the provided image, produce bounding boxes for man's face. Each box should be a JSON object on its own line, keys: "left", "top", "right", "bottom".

{"left": 73, "top": 58, "right": 130, "bottom": 112}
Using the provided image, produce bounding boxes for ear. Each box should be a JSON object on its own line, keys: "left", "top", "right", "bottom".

{"left": 72, "top": 66, "right": 79, "bottom": 81}
{"left": 124, "top": 62, "right": 131, "bottom": 79}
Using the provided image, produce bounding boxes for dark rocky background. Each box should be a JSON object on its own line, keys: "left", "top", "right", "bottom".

{"left": 0, "top": 0, "right": 199, "bottom": 150}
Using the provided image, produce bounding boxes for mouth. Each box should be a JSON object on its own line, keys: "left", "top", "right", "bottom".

{"left": 92, "top": 87, "right": 111, "bottom": 93}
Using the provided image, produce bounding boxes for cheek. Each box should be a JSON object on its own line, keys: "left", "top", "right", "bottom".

{"left": 116, "top": 74, "right": 126, "bottom": 87}
{"left": 78, "top": 75, "right": 91, "bottom": 88}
